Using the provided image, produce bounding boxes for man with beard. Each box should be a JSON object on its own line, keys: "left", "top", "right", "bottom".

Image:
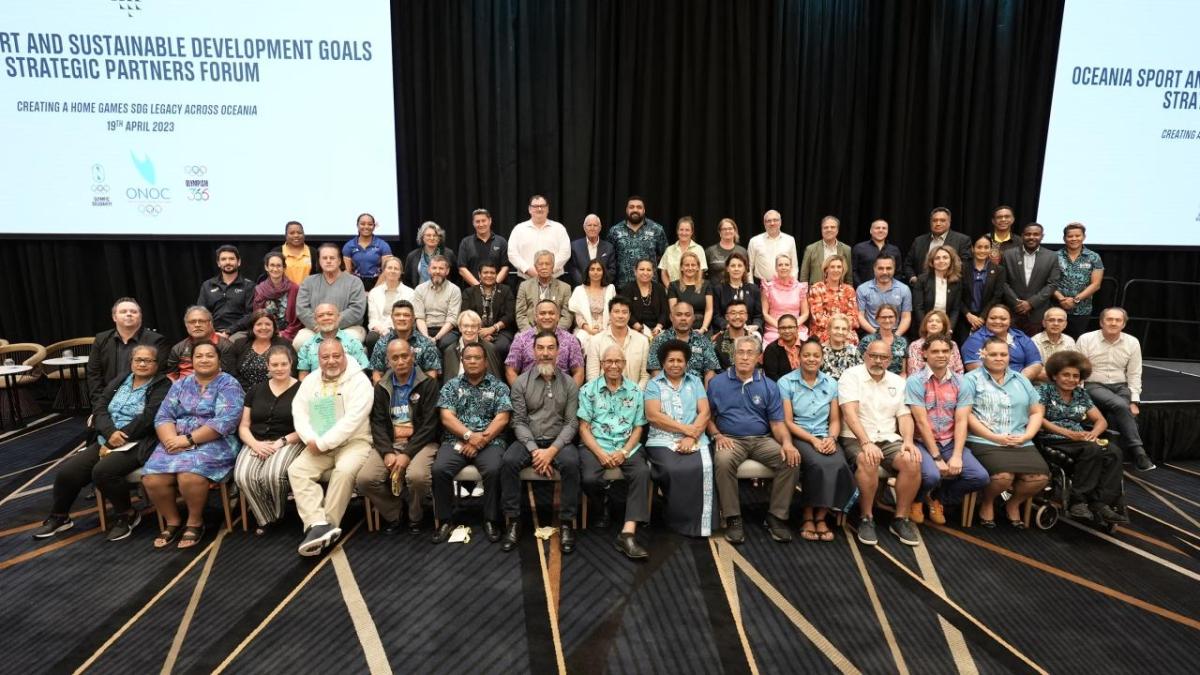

{"left": 413, "top": 255, "right": 463, "bottom": 352}
{"left": 295, "top": 303, "right": 371, "bottom": 379}
{"left": 607, "top": 195, "right": 668, "bottom": 289}
{"left": 197, "top": 245, "right": 255, "bottom": 341}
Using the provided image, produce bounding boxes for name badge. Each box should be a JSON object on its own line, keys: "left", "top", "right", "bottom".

{"left": 483, "top": 391, "right": 496, "bottom": 400}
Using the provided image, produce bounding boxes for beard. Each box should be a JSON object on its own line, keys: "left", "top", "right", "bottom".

{"left": 627, "top": 211, "right": 644, "bottom": 225}
{"left": 536, "top": 363, "right": 557, "bottom": 378}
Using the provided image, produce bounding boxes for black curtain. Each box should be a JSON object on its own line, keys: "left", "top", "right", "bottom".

{"left": 2, "top": 0, "right": 1193, "bottom": 358}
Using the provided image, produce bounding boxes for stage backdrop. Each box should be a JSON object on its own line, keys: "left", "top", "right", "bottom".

{"left": 1, "top": 0, "right": 1197, "bottom": 359}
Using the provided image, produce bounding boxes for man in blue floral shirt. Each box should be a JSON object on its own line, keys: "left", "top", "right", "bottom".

{"left": 647, "top": 302, "right": 720, "bottom": 384}
{"left": 369, "top": 300, "right": 441, "bottom": 382}
{"left": 607, "top": 195, "right": 668, "bottom": 289}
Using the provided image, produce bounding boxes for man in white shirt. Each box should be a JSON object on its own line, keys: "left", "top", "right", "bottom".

{"left": 508, "top": 194, "right": 571, "bottom": 281}
{"left": 1077, "top": 307, "right": 1154, "bottom": 470}
{"left": 747, "top": 210, "right": 798, "bottom": 283}
{"left": 585, "top": 296, "right": 649, "bottom": 387}
{"left": 839, "top": 339, "right": 923, "bottom": 547}
{"left": 1031, "top": 307, "right": 1077, "bottom": 366}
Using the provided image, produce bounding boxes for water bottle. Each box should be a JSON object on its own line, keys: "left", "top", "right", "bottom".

{"left": 3, "top": 358, "right": 14, "bottom": 368}
{"left": 63, "top": 349, "right": 75, "bottom": 359}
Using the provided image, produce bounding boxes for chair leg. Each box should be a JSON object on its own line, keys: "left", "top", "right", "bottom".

{"left": 1023, "top": 497, "right": 1033, "bottom": 528}
{"left": 581, "top": 494, "right": 589, "bottom": 529}
{"left": 239, "top": 490, "right": 249, "bottom": 533}
{"left": 363, "top": 497, "right": 376, "bottom": 532}
{"left": 95, "top": 487, "right": 107, "bottom": 532}
{"left": 220, "top": 482, "right": 234, "bottom": 532}
{"left": 962, "top": 493, "right": 976, "bottom": 528}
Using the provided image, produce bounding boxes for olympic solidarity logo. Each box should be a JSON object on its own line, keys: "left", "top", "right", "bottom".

{"left": 92, "top": 185, "right": 110, "bottom": 194}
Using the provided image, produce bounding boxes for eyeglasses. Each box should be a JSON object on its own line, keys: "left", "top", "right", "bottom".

{"left": 529, "top": 203, "right": 548, "bottom": 209}
{"left": 132, "top": 358, "right": 155, "bottom": 365}
{"left": 602, "top": 359, "right": 626, "bottom": 366}
{"left": 866, "top": 354, "right": 891, "bottom": 361}
{"left": 185, "top": 319, "right": 211, "bottom": 325}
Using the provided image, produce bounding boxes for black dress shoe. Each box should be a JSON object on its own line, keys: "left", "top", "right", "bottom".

{"left": 381, "top": 519, "right": 404, "bottom": 535}
{"left": 559, "top": 524, "right": 576, "bottom": 554}
{"left": 501, "top": 520, "right": 521, "bottom": 552}
{"left": 483, "top": 520, "right": 502, "bottom": 543}
{"left": 431, "top": 522, "right": 454, "bottom": 544}
{"left": 614, "top": 532, "right": 648, "bottom": 560}
{"left": 408, "top": 519, "right": 424, "bottom": 534}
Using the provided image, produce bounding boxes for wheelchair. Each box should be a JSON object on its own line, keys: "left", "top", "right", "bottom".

{"left": 1030, "top": 433, "right": 1128, "bottom": 534}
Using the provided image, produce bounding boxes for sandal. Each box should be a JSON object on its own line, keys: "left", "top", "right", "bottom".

{"left": 815, "top": 520, "right": 835, "bottom": 542}
{"left": 800, "top": 519, "right": 819, "bottom": 541}
{"left": 1008, "top": 518, "right": 1027, "bottom": 530}
{"left": 177, "top": 524, "right": 205, "bottom": 549}
{"left": 154, "top": 524, "right": 181, "bottom": 549}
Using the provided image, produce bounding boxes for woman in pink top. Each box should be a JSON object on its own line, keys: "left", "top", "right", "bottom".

{"left": 762, "top": 254, "right": 808, "bottom": 345}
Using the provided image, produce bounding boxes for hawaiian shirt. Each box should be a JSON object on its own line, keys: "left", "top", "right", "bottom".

{"left": 607, "top": 218, "right": 668, "bottom": 288}
{"left": 904, "top": 367, "right": 962, "bottom": 443}
{"left": 577, "top": 376, "right": 647, "bottom": 455}
{"left": 370, "top": 330, "right": 442, "bottom": 374}
{"left": 858, "top": 333, "right": 908, "bottom": 375}
{"left": 821, "top": 344, "right": 862, "bottom": 380}
{"left": 647, "top": 329, "right": 721, "bottom": 378}
{"left": 296, "top": 330, "right": 370, "bottom": 373}
{"left": 1055, "top": 247, "right": 1104, "bottom": 316}
{"left": 437, "top": 373, "right": 513, "bottom": 444}
{"left": 1036, "top": 383, "right": 1094, "bottom": 440}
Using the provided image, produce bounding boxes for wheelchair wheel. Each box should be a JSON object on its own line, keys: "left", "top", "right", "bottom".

{"left": 1035, "top": 504, "right": 1058, "bottom": 530}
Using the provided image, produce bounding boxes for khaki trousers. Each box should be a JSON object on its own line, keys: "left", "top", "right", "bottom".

{"left": 355, "top": 443, "right": 438, "bottom": 524}
{"left": 714, "top": 435, "right": 799, "bottom": 520}
{"left": 287, "top": 439, "right": 372, "bottom": 528}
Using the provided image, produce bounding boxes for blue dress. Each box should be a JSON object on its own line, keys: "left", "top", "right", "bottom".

{"left": 143, "top": 373, "right": 245, "bottom": 480}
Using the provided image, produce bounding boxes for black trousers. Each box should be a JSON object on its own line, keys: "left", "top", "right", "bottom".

{"left": 580, "top": 448, "right": 650, "bottom": 524}
{"left": 52, "top": 443, "right": 142, "bottom": 515}
{"left": 501, "top": 440, "right": 580, "bottom": 519}
{"left": 431, "top": 441, "right": 504, "bottom": 522}
{"left": 1052, "top": 440, "right": 1123, "bottom": 507}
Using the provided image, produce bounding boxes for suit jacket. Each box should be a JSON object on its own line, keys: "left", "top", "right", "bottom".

{"left": 799, "top": 240, "right": 853, "bottom": 285}
{"left": 514, "top": 278, "right": 573, "bottom": 331}
{"left": 960, "top": 262, "right": 1007, "bottom": 315}
{"left": 903, "top": 231, "right": 972, "bottom": 282}
{"left": 87, "top": 327, "right": 168, "bottom": 411}
{"left": 911, "top": 273, "right": 964, "bottom": 331}
{"left": 1001, "top": 247, "right": 1063, "bottom": 322}
{"left": 567, "top": 238, "right": 617, "bottom": 287}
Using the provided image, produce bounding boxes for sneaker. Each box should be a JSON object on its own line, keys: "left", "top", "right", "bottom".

{"left": 470, "top": 484, "right": 485, "bottom": 498}
{"left": 1133, "top": 451, "right": 1156, "bottom": 472}
{"left": 890, "top": 517, "right": 921, "bottom": 546}
{"left": 32, "top": 514, "right": 73, "bottom": 539}
{"left": 857, "top": 518, "right": 878, "bottom": 546}
{"left": 909, "top": 502, "right": 925, "bottom": 524}
{"left": 1093, "top": 503, "right": 1129, "bottom": 524}
{"left": 724, "top": 516, "right": 745, "bottom": 545}
{"left": 1068, "top": 502, "right": 1095, "bottom": 520}
{"left": 105, "top": 511, "right": 141, "bottom": 542}
{"left": 764, "top": 514, "right": 793, "bottom": 543}
{"left": 298, "top": 523, "right": 342, "bottom": 556}
{"left": 927, "top": 498, "right": 946, "bottom": 525}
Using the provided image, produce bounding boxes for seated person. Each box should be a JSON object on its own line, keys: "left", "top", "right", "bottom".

{"left": 622, "top": 258, "right": 670, "bottom": 339}
{"left": 88, "top": 297, "right": 167, "bottom": 409}
{"left": 856, "top": 253, "right": 912, "bottom": 336}
{"left": 197, "top": 244, "right": 255, "bottom": 341}
{"left": 357, "top": 339, "right": 442, "bottom": 533}
{"left": 515, "top": 250, "right": 573, "bottom": 332}
{"left": 761, "top": 254, "right": 809, "bottom": 345}
{"left": 166, "top": 306, "right": 235, "bottom": 380}
{"left": 431, "top": 343, "right": 513, "bottom": 544}
{"left": 1037, "top": 351, "right": 1127, "bottom": 524}
{"left": 647, "top": 302, "right": 720, "bottom": 384}
{"left": 228, "top": 310, "right": 295, "bottom": 392}
{"left": 958, "top": 337, "right": 1050, "bottom": 528}
{"left": 904, "top": 335, "right": 989, "bottom": 525}
{"left": 1077, "top": 308, "right": 1154, "bottom": 471}
{"left": 706, "top": 336, "right": 800, "bottom": 544}
{"left": 857, "top": 304, "right": 908, "bottom": 376}
{"left": 820, "top": 314, "right": 861, "bottom": 380}
{"left": 906, "top": 310, "right": 963, "bottom": 375}
{"left": 461, "top": 262, "right": 516, "bottom": 357}
{"left": 585, "top": 296, "right": 650, "bottom": 387}
{"left": 806, "top": 256, "right": 858, "bottom": 343}
{"left": 365, "top": 257, "right": 415, "bottom": 351}
{"left": 961, "top": 303, "right": 1042, "bottom": 381}
{"left": 34, "top": 346, "right": 170, "bottom": 542}
{"left": 1031, "top": 306, "right": 1076, "bottom": 364}
{"left": 233, "top": 345, "right": 303, "bottom": 535}
{"left": 644, "top": 340, "right": 716, "bottom": 537}
{"left": 777, "top": 338, "right": 855, "bottom": 542}
{"left": 500, "top": 332, "right": 582, "bottom": 553}
{"left": 712, "top": 252, "right": 762, "bottom": 336}
{"left": 713, "top": 300, "right": 758, "bottom": 371}
{"left": 838, "top": 339, "right": 922, "bottom": 547}
{"left": 288, "top": 338, "right": 375, "bottom": 556}
{"left": 368, "top": 300, "right": 441, "bottom": 383}
{"left": 142, "top": 342, "right": 245, "bottom": 549}
{"left": 762, "top": 313, "right": 802, "bottom": 381}
{"left": 505, "top": 300, "right": 585, "bottom": 387}
{"left": 295, "top": 303, "right": 371, "bottom": 379}
{"left": 294, "top": 242, "right": 367, "bottom": 350}
{"left": 568, "top": 259, "right": 617, "bottom": 354}
{"left": 441, "top": 310, "right": 505, "bottom": 382}
{"left": 413, "top": 254, "right": 463, "bottom": 352}
{"left": 578, "top": 346, "right": 651, "bottom": 559}
{"left": 254, "top": 251, "right": 303, "bottom": 342}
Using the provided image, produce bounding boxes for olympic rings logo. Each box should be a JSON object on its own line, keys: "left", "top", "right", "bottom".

{"left": 139, "top": 204, "right": 163, "bottom": 216}
{"left": 92, "top": 184, "right": 110, "bottom": 194}
{"left": 183, "top": 165, "right": 207, "bottom": 176}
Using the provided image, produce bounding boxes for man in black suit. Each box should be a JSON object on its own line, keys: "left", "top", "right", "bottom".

{"left": 566, "top": 214, "right": 616, "bottom": 286}
{"left": 903, "top": 207, "right": 972, "bottom": 284}
{"left": 87, "top": 297, "right": 168, "bottom": 410}
{"left": 1002, "top": 223, "right": 1063, "bottom": 336}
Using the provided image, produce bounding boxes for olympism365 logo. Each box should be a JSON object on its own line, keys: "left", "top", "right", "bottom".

{"left": 127, "top": 151, "right": 170, "bottom": 216}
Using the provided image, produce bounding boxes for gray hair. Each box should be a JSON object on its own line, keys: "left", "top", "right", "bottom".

{"left": 183, "top": 305, "right": 211, "bottom": 320}
{"left": 534, "top": 249, "right": 555, "bottom": 265}
{"left": 1100, "top": 306, "right": 1129, "bottom": 322}
{"left": 457, "top": 309, "right": 482, "bottom": 326}
{"left": 734, "top": 336, "right": 762, "bottom": 354}
{"left": 416, "top": 220, "right": 445, "bottom": 245}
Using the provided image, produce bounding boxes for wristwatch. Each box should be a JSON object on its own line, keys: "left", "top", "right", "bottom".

{"left": 463, "top": 430, "right": 473, "bottom": 442}
{"left": 185, "top": 433, "right": 195, "bottom": 447}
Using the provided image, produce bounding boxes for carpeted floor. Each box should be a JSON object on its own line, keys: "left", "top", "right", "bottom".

{"left": 1, "top": 416, "right": 1198, "bottom": 674}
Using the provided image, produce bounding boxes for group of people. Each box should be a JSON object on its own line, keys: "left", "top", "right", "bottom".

{"left": 31, "top": 197, "right": 1149, "bottom": 557}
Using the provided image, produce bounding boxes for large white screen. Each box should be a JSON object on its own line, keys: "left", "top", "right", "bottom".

{"left": 1038, "top": 0, "right": 1200, "bottom": 246}
{"left": 0, "top": 0, "right": 397, "bottom": 236}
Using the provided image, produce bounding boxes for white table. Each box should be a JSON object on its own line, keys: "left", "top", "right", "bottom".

{"left": 0, "top": 364, "right": 34, "bottom": 428}
{"left": 43, "top": 356, "right": 90, "bottom": 413}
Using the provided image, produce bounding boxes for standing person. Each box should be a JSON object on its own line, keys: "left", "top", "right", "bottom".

{"left": 986, "top": 205, "right": 1020, "bottom": 263}
{"left": 366, "top": 257, "right": 416, "bottom": 350}
{"left": 858, "top": 305, "right": 908, "bottom": 376}
{"left": 960, "top": 234, "right": 1008, "bottom": 344}
{"left": 747, "top": 210, "right": 798, "bottom": 283}
{"left": 1031, "top": 307, "right": 1077, "bottom": 363}
{"left": 961, "top": 303, "right": 1043, "bottom": 381}
{"left": 515, "top": 250, "right": 573, "bottom": 332}
{"left": 234, "top": 345, "right": 303, "bottom": 535}
{"left": 856, "top": 254, "right": 912, "bottom": 337}
{"left": 1001, "top": 222, "right": 1063, "bottom": 337}
{"left": 404, "top": 221, "right": 458, "bottom": 288}
{"left": 457, "top": 208, "right": 511, "bottom": 288}
{"left": 762, "top": 314, "right": 803, "bottom": 382}
{"left": 907, "top": 310, "right": 964, "bottom": 375}
{"left": 229, "top": 310, "right": 295, "bottom": 391}
{"left": 1053, "top": 222, "right": 1105, "bottom": 338}
{"left": 761, "top": 254, "right": 808, "bottom": 345}
{"left": 643, "top": 340, "right": 716, "bottom": 537}
{"left": 341, "top": 212, "right": 393, "bottom": 291}
{"left": 413, "top": 255, "right": 463, "bottom": 352}
{"left": 799, "top": 215, "right": 852, "bottom": 285}
{"left": 295, "top": 242, "right": 368, "bottom": 349}
{"left": 712, "top": 252, "right": 762, "bottom": 336}
{"left": 821, "top": 315, "right": 862, "bottom": 379}
{"left": 623, "top": 259, "right": 670, "bottom": 339}
{"left": 567, "top": 213, "right": 616, "bottom": 286}
{"left": 706, "top": 218, "right": 750, "bottom": 283}
{"left": 87, "top": 297, "right": 168, "bottom": 409}
{"left": 667, "top": 251, "right": 714, "bottom": 333}
{"left": 807, "top": 256, "right": 859, "bottom": 343}
{"left": 585, "top": 296, "right": 650, "bottom": 388}
{"left": 279, "top": 220, "right": 317, "bottom": 285}
{"left": 659, "top": 216, "right": 708, "bottom": 286}
{"left": 777, "top": 338, "right": 855, "bottom": 541}
{"left": 912, "top": 245, "right": 964, "bottom": 334}
{"left": 608, "top": 195, "right": 668, "bottom": 289}
{"left": 509, "top": 194, "right": 571, "bottom": 282}
{"left": 197, "top": 244, "right": 254, "bottom": 341}
{"left": 1077, "top": 307, "right": 1155, "bottom": 471}
{"left": 578, "top": 346, "right": 651, "bottom": 559}
{"left": 851, "top": 219, "right": 903, "bottom": 287}
{"left": 903, "top": 207, "right": 972, "bottom": 284}
{"left": 254, "top": 251, "right": 303, "bottom": 342}
{"left": 568, "top": 259, "right": 617, "bottom": 354}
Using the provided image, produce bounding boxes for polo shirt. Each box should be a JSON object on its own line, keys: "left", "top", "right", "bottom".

{"left": 904, "top": 367, "right": 962, "bottom": 443}
{"left": 457, "top": 232, "right": 510, "bottom": 278}
{"left": 197, "top": 275, "right": 255, "bottom": 333}
{"left": 341, "top": 236, "right": 393, "bottom": 279}
{"left": 776, "top": 369, "right": 837, "bottom": 437}
{"left": 961, "top": 327, "right": 1042, "bottom": 371}
{"left": 855, "top": 279, "right": 912, "bottom": 328}
{"left": 706, "top": 368, "right": 783, "bottom": 437}
{"left": 958, "top": 367, "right": 1039, "bottom": 443}
{"left": 577, "top": 376, "right": 646, "bottom": 455}
{"left": 836, "top": 364, "right": 909, "bottom": 443}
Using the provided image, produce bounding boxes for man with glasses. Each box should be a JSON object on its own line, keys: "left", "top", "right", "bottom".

{"left": 166, "top": 306, "right": 235, "bottom": 379}
{"left": 508, "top": 194, "right": 571, "bottom": 282}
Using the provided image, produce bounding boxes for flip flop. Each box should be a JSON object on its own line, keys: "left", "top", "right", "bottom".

{"left": 800, "top": 519, "right": 819, "bottom": 541}
{"left": 815, "top": 521, "right": 835, "bottom": 542}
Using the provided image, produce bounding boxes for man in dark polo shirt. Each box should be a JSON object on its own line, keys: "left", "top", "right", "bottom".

{"left": 196, "top": 244, "right": 255, "bottom": 341}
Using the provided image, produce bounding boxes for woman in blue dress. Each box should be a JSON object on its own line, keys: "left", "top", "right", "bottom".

{"left": 142, "top": 342, "right": 245, "bottom": 549}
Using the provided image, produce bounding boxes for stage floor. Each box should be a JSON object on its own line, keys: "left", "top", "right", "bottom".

{"left": 2, "top": 417, "right": 1199, "bottom": 674}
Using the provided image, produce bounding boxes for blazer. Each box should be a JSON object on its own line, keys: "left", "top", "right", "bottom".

{"left": 903, "top": 231, "right": 972, "bottom": 282}
{"left": 461, "top": 284, "right": 516, "bottom": 336}
{"left": 91, "top": 373, "right": 172, "bottom": 462}
{"left": 87, "top": 327, "right": 169, "bottom": 411}
{"left": 911, "top": 273, "right": 964, "bottom": 331}
{"left": 370, "top": 369, "right": 441, "bottom": 458}
{"left": 1001, "top": 247, "right": 1063, "bottom": 322}
{"left": 960, "top": 262, "right": 1007, "bottom": 316}
{"left": 514, "top": 278, "right": 573, "bottom": 331}
{"left": 566, "top": 238, "right": 617, "bottom": 287}
{"left": 799, "top": 241, "right": 853, "bottom": 285}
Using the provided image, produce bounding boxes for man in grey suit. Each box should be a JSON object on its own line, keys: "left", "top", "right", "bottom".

{"left": 799, "top": 215, "right": 853, "bottom": 284}
{"left": 1002, "top": 223, "right": 1063, "bottom": 336}
{"left": 903, "top": 207, "right": 972, "bottom": 284}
